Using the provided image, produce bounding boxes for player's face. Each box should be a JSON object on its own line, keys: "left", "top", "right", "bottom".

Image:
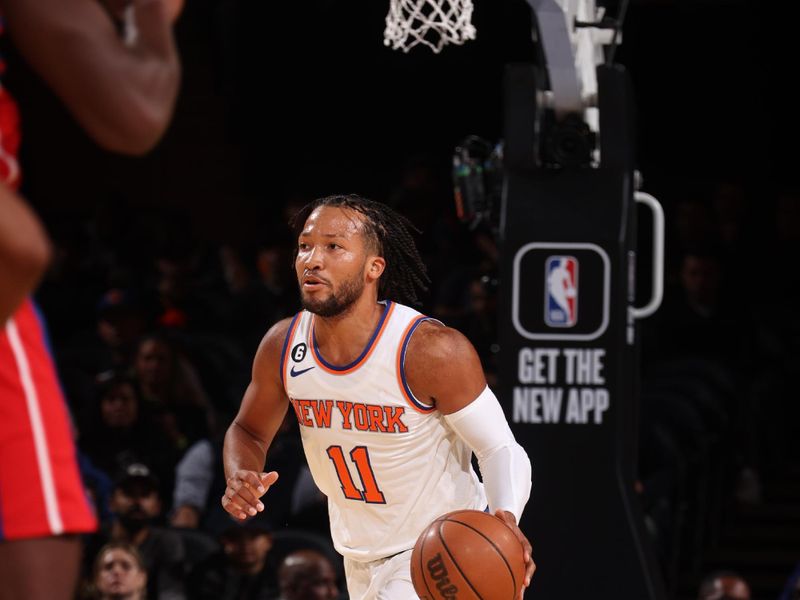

{"left": 96, "top": 548, "right": 147, "bottom": 597}
{"left": 296, "top": 206, "right": 380, "bottom": 317}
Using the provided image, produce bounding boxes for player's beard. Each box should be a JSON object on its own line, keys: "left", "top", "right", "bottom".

{"left": 300, "top": 270, "right": 365, "bottom": 318}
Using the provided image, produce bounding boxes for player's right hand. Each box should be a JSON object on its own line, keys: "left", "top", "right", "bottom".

{"left": 221, "top": 470, "right": 279, "bottom": 520}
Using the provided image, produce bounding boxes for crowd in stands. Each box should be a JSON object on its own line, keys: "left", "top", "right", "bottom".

{"left": 638, "top": 181, "right": 800, "bottom": 597}
{"left": 31, "top": 166, "right": 800, "bottom": 598}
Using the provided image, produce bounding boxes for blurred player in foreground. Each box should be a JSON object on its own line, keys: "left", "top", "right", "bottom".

{"left": 0, "top": 0, "right": 180, "bottom": 597}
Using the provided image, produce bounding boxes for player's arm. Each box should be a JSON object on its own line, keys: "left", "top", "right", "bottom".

{"left": 0, "top": 0, "right": 180, "bottom": 155}
{"left": 222, "top": 318, "right": 292, "bottom": 520}
{"left": 405, "top": 322, "right": 533, "bottom": 520}
{"left": 0, "top": 184, "right": 51, "bottom": 323}
{"left": 405, "top": 322, "right": 535, "bottom": 592}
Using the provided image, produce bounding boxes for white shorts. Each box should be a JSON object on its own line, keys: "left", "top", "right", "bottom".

{"left": 344, "top": 549, "right": 417, "bottom": 600}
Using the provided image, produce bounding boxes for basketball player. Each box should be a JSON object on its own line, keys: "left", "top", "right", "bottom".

{"left": 0, "top": 0, "right": 180, "bottom": 598}
{"left": 222, "top": 195, "right": 535, "bottom": 599}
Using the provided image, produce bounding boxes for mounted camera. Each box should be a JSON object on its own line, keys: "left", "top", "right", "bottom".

{"left": 452, "top": 136, "right": 503, "bottom": 232}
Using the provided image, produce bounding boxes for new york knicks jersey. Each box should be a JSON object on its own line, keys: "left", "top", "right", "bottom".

{"left": 280, "top": 301, "right": 486, "bottom": 562}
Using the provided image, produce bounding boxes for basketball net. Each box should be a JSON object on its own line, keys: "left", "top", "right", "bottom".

{"left": 383, "top": 0, "right": 476, "bottom": 53}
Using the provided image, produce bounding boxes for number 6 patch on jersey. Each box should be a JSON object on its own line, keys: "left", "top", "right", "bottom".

{"left": 291, "top": 343, "right": 307, "bottom": 362}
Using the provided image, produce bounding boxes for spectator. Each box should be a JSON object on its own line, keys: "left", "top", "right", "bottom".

{"left": 288, "top": 466, "right": 329, "bottom": 538}
{"left": 277, "top": 550, "right": 339, "bottom": 600}
{"left": 87, "top": 463, "right": 187, "bottom": 600}
{"left": 133, "top": 332, "right": 216, "bottom": 450}
{"left": 169, "top": 434, "right": 243, "bottom": 535}
{"left": 188, "top": 518, "right": 278, "bottom": 600}
{"left": 697, "top": 570, "right": 751, "bottom": 600}
{"left": 460, "top": 274, "right": 500, "bottom": 385}
{"left": 170, "top": 438, "right": 217, "bottom": 530}
{"left": 218, "top": 240, "right": 295, "bottom": 357}
{"left": 77, "top": 452, "right": 116, "bottom": 527}
{"left": 45, "top": 287, "right": 153, "bottom": 410}
{"left": 171, "top": 412, "right": 305, "bottom": 534}
{"left": 79, "top": 371, "right": 178, "bottom": 501}
{"left": 90, "top": 542, "right": 148, "bottom": 600}
{"left": 96, "top": 288, "right": 152, "bottom": 370}
{"left": 645, "top": 247, "right": 752, "bottom": 370}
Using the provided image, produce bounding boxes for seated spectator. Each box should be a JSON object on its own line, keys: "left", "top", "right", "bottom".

{"left": 460, "top": 274, "right": 499, "bottom": 385}
{"left": 79, "top": 371, "right": 178, "bottom": 503}
{"left": 188, "top": 518, "right": 278, "bottom": 600}
{"left": 49, "top": 287, "right": 152, "bottom": 398}
{"left": 133, "top": 332, "right": 216, "bottom": 451}
{"left": 171, "top": 413, "right": 305, "bottom": 534}
{"left": 288, "top": 466, "right": 329, "bottom": 538}
{"left": 218, "top": 241, "right": 295, "bottom": 357}
{"left": 77, "top": 452, "right": 115, "bottom": 527}
{"left": 96, "top": 288, "right": 152, "bottom": 371}
{"left": 153, "top": 251, "right": 229, "bottom": 332}
{"left": 277, "top": 550, "right": 339, "bottom": 600}
{"left": 86, "top": 463, "right": 187, "bottom": 600}
{"left": 697, "top": 570, "right": 751, "bottom": 600}
{"left": 90, "top": 542, "right": 148, "bottom": 600}
{"left": 170, "top": 438, "right": 217, "bottom": 529}
{"left": 644, "top": 247, "right": 753, "bottom": 371}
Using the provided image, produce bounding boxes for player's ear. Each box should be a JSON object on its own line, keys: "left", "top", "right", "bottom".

{"left": 367, "top": 256, "right": 386, "bottom": 282}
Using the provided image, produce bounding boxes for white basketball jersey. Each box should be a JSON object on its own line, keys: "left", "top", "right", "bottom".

{"left": 280, "top": 301, "right": 486, "bottom": 562}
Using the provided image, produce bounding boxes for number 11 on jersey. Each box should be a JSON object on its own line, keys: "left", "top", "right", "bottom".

{"left": 326, "top": 445, "right": 386, "bottom": 504}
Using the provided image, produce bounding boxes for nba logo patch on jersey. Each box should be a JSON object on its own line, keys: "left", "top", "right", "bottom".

{"left": 545, "top": 255, "right": 578, "bottom": 327}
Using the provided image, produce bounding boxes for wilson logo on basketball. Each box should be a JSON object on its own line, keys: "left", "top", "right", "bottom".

{"left": 427, "top": 553, "right": 458, "bottom": 599}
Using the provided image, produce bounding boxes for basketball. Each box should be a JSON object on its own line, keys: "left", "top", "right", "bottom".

{"left": 410, "top": 510, "right": 526, "bottom": 600}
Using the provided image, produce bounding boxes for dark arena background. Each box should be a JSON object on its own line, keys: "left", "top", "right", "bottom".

{"left": 3, "top": 0, "right": 799, "bottom": 598}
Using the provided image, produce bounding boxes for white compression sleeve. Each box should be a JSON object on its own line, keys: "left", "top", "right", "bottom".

{"left": 443, "top": 386, "right": 532, "bottom": 522}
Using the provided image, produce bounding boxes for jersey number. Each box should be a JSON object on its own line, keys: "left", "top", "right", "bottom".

{"left": 326, "top": 445, "right": 386, "bottom": 504}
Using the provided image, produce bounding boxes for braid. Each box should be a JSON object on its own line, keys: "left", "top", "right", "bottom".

{"left": 290, "top": 194, "right": 430, "bottom": 306}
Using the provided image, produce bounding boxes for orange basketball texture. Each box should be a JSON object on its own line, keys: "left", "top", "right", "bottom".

{"left": 410, "top": 510, "right": 526, "bottom": 600}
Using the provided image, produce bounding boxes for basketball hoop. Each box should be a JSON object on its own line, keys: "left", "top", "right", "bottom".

{"left": 384, "top": 0, "right": 476, "bottom": 53}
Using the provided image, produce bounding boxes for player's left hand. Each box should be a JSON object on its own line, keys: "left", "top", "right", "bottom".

{"left": 495, "top": 510, "right": 535, "bottom": 598}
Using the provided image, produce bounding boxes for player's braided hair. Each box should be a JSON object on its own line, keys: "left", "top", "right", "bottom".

{"left": 291, "top": 194, "right": 430, "bottom": 306}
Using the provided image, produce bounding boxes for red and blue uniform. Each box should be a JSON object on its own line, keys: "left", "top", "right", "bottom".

{"left": 0, "top": 18, "right": 97, "bottom": 540}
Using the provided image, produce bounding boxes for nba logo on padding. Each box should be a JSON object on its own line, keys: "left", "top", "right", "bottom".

{"left": 545, "top": 255, "right": 578, "bottom": 327}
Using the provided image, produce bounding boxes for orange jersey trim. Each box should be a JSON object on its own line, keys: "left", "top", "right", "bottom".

{"left": 309, "top": 301, "right": 396, "bottom": 376}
